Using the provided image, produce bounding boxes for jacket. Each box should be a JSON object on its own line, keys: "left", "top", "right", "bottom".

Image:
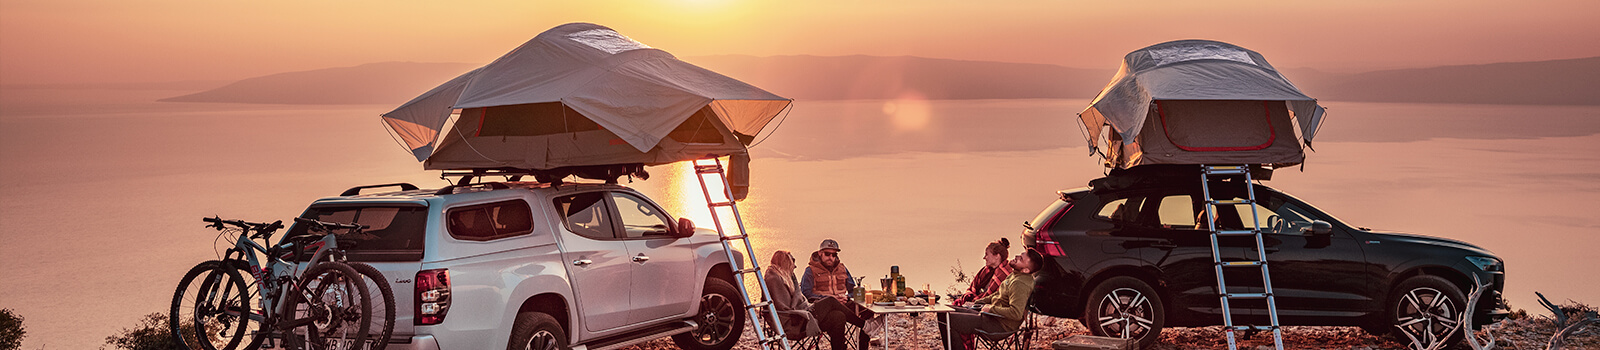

{"left": 800, "top": 251, "right": 855, "bottom": 301}
{"left": 974, "top": 272, "right": 1034, "bottom": 331}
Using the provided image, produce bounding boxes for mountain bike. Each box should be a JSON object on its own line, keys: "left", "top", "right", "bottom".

{"left": 170, "top": 217, "right": 371, "bottom": 350}
{"left": 294, "top": 217, "right": 397, "bottom": 350}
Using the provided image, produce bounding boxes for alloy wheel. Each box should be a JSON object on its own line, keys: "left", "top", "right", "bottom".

{"left": 522, "top": 329, "right": 561, "bottom": 350}
{"left": 693, "top": 294, "right": 737, "bottom": 344}
{"left": 1096, "top": 287, "right": 1156, "bottom": 340}
{"left": 1394, "top": 287, "right": 1461, "bottom": 349}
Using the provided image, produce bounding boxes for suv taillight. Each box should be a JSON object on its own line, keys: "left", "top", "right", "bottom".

{"left": 416, "top": 269, "right": 451, "bottom": 325}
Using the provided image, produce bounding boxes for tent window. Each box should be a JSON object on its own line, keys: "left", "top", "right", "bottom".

{"left": 473, "top": 102, "right": 601, "bottom": 137}
{"left": 1156, "top": 100, "right": 1276, "bottom": 152}
{"left": 667, "top": 107, "right": 724, "bottom": 144}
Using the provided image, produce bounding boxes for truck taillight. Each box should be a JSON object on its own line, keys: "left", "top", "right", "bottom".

{"left": 416, "top": 269, "right": 450, "bottom": 325}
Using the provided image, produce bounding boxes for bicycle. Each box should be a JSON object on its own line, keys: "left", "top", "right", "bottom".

{"left": 170, "top": 217, "right": 372, "bottom": 350}
{"left": 295, "top": 217, "right": 397, "bottom": 350}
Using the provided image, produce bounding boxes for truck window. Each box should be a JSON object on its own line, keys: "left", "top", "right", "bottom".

{"left": 447, "top": 199, "right": 534, "bottom": 241}
{"left": 292, "top": 205, "right": 427, "bottom": 262}
{"left": 611, "top": 192, "right": 672, "bottom": 238}
{"left": 554, "top": 192, "right": 617, "bottom": 239}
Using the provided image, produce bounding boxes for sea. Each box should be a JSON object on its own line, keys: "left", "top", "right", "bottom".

{"left": 2, "top": 88, "right": 1597, "bottom": 350}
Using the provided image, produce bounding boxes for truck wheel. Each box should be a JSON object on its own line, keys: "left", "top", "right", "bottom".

{"left": 1386, "top": 276, "right": 1466, "bottom": 349}
{"left": 1082, "top": 276, "right": 1165, "bottom": 349}
{"left": 672, "top": 278, "right": 744, "bottom": 350}
{"left": 507, "top": 311, "right": 566, "bottom": 350}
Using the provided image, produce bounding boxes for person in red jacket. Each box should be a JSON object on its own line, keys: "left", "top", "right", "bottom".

{"left": 939, "top": 238, "right": 1013, "bottom": 349}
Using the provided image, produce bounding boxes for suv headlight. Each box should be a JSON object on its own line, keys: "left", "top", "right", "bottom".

{"left": 1465, "top": 256, "right": 1502, "bottom": 272}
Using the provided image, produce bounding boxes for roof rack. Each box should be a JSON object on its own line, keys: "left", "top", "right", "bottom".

{"left": 439, "top": 164, "right": 650, "bottom": 187}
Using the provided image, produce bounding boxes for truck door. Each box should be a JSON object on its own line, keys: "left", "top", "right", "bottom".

{"left": 552, "top": 192, "right": 634, "bottom": 332}
{"left": 610, "top": 191, "right": 698, "bottom": 324}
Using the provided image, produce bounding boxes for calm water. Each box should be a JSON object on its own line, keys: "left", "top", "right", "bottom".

{"left": 2, "top": 89, "right": 1597, "bottom": 349}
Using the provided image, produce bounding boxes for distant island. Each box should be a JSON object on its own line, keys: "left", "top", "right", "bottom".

{"left": 159, "top": 56, "right": 1600, "bottom": 106}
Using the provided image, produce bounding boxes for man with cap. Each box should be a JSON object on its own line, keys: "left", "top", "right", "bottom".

{"left": 801, "top": 239, "right": 882, "bottom": 335}
{"left": 800, "top": 239, "right": 855, "bottom": 302}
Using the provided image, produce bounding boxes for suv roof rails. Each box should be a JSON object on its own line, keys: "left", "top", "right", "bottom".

{"left": 441, "top": 164, "right": 649, "bottom": 187}
{"left": 341, "top": 183, "right": 420, "bottom": 196}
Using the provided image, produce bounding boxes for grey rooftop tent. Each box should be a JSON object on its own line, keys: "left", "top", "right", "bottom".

{"left": 381, "top": 23, "right": 791, "bottom": 172}
{"left": 1078, "top": 40, "right": 1326, "bottom": 169}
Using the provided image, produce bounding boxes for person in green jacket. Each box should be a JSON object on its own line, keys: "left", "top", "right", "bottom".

{"left": 940, "top": 248, "right": 1043, "bottom": 350}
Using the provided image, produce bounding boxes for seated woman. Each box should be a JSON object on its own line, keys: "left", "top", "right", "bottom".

{"left": 941, "top": 248, "right": 1043, "bottom": 350}
{"left": 765, "top": 250, "right": 870, "bottom": 349}
{"left": 939, "top": 238, "right": 1013, "bottom": 349}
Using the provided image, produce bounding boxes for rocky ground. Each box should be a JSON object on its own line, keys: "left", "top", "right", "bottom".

{"left": 618, "top": 311, "right": 1597, "bottom": 350}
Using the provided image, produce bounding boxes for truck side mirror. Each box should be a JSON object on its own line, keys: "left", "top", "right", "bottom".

{"left": 1302, "top": 220, "right": 1333, "bottom": 236}
{"left": 672, "top": 217, "right": 696, "bottom": 238}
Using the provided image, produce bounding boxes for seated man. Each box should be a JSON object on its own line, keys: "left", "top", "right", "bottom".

{"left": 800, "top": 239, "right": 881, "bottom": 335}
{"left": 940, "top": 248, "right": 1043, "bottom": 350}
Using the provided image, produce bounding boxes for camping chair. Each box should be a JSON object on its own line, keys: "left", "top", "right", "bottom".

{"left": 761, "top": 310, "right": 863, "bottom": 350}
{"left": 972, "top": 304, "right": 1039, "bottom": 350}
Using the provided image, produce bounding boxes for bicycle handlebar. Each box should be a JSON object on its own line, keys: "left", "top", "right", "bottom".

{"left": 203, "top": 216, "right": 284, "bottom": 239}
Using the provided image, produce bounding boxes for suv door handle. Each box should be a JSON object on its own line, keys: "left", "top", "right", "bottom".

{"left": 1151, "top": 241, "right": 1178, "bottom": 249}
{"left": 572, "top": 259, "right": 592, "bottom": 266}
{"left": 632, "top": 255, "right": 650, "bottom": 263}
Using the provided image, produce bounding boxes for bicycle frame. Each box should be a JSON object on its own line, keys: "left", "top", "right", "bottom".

{"left": 219, "top": 227, "right": 346, "bottom": 332}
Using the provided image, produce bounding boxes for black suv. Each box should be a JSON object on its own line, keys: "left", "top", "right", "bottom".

{"left": 1020, "top": 167, "right": 1508, "bottom": 348}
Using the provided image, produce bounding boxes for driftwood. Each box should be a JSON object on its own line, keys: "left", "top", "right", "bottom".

{"left": 1538, "top": 291, "right": 1598, "bottom": 350}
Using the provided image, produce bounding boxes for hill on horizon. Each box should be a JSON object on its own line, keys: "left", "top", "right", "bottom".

{"left": 157, "top": 55, "right": 1600, "bottom": 106}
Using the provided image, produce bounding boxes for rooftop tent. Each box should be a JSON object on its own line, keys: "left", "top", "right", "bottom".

{"left": 1077, "top": 40, "right": 1326, "bottom": 169}
{"left": 381, "top": 22, "right": 792, "bottom": 171}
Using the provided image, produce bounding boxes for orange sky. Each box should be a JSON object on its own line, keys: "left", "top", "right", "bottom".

{"left": 2, "top": 0, "right": 1597, "bottom": 85}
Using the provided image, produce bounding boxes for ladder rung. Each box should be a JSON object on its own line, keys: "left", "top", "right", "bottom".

{"left": 1227, "top": 325, "right": 1280, "bottom": 331}
{"left": 709, "top": 201, "right": 736, "bottom": 208}
{"left": 1209, "top": 199, "right": 1252, "bottom": 205}
{"left": 747, "top": 301, "right": 772, "bottom": 309}
{"left": 1213, "top": 230, "right": 1258, "bottom": 236}
{"left": 694, "top": 165, "right": 723, "bottom": 173}
{"left": 732, "top": 267, "right": 758, "bottom": 275}
{"left": 1224, "top": 293, "right": 1271, "bottom": 299}
{"left": 720, "top": 234, "right": 748, "bottom": 241}
{"left": 1204, "top": 165, "right": 1249, "bottom": 174}
{"left": 1219, "top": 261, "right": 1263, "bottom": 267}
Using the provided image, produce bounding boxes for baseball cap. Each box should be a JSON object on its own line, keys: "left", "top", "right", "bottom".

{"left": 820, "top": 239, "right": 841, "bottom": 252}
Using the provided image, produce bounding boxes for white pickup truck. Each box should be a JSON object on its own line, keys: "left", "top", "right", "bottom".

{"left": 284, "top": 181, "right": 747, "bottom": 350}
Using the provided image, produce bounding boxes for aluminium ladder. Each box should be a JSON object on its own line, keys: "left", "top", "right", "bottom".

{"left": 1200, "top": 165, "right": 1284, "bottom": 350}
{"left": 691, "top": 157, "right": 792, "bottom": 350}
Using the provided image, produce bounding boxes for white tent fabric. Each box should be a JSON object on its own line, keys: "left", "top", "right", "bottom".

{"left": 382, "top": 23, "right": 791, "bottom": 168}
{"left": 1078, "top": 40, "right": 1326, "bottom": 168}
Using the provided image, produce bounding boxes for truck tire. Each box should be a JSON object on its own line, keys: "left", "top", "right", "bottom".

{"left": 507, "top": 311, "right": 566, "bottom": 350}
{"left": 672, "top": 278, "right": 744, "bottom": 350}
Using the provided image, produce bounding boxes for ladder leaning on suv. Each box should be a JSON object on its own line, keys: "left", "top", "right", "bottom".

{"left": 289, "top": 181, "right": 748, "bottom": 350}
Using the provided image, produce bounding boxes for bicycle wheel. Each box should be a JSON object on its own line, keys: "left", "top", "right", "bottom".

{"left": 216, "top": 260, "right": 267, "bottom": 350}
{"left": 289, "top": 262, "right": 371, "bottom": 350}
{"left": 349, "top": 262, "right": 396, "bottom": 350}
{"left": 170, "top": 261, "right": 252, "bottom": 350}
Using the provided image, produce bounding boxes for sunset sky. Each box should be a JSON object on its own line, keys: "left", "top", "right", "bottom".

{"left": 2, "top": 0, "right": 1597, "bottom": 85}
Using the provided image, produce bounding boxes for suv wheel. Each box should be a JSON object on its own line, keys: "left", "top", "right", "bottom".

{"left": 1083, "top": 276, "right": 1165, "bottom": 349}
{"left": 508, "top": 311, "right": 566, "bottom": 350}
{"left": 1387, "top": 276, "right": 1466, "bottom": 349}
{"left": 672, "top": 278, "right": 744, "bottom": 350}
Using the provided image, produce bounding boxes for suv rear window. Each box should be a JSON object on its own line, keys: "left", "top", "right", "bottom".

{"left": 448, "top": 200, "right": 534, "bottom": 241}
{"left": 291, "top": 205, "right": 427, "bottom": 262}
